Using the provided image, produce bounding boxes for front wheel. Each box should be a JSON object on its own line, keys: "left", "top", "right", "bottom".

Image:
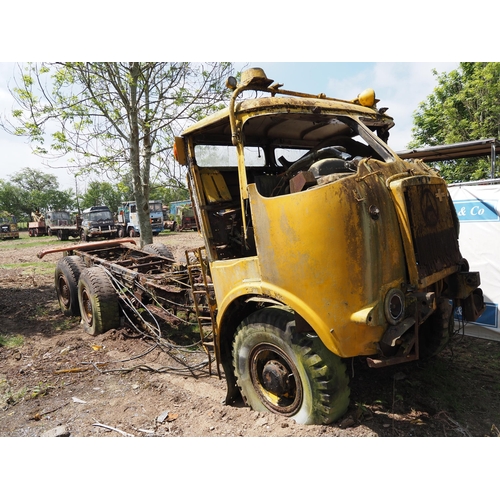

{"left": 128, "top": 227, "right": 136, "bottom": 238}
{"left": 232, "top": 306, "right": 350, "bottom": 425}
{"left": 78, "top": 266, "right": 120, "bottom": 336}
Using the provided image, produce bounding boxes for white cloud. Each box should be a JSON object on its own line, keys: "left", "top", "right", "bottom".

{"left": 326, "top": 62, "right": 459, "bottom": 150}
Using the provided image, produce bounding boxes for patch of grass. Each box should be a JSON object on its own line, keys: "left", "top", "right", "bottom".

{"left": 0, "top": 334, "right": 24, "bottom": 348}
{"left": 54, "top": 317, "right": 80, "bottom": 332}
{"left": 0, "top": 235, "right": 59, "bottom": 250}
{"left": 0, "top": 380, "right": 27, "bottom": 408}
{"left": 0, "top": 261, "right": 55, "bottom": 270}
{"left": 0, "top": 261, "right": 55, "bottom": 277}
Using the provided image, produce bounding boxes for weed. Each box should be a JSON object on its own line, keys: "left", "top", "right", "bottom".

{"left": 0, "top": 382, "right": 27, "bottom": 408}
{"left": 30, "top": 382, "right": 53, "bottom": 399}
{"left": 0, "top": 334, "right": 24, "bottom": 348}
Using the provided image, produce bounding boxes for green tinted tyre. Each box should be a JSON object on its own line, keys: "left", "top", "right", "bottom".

{"left": 78, "top": 266, "right": 120, "bottom": 336}
{"left": 233, "top": 306, "right": 350, "bottom": 425}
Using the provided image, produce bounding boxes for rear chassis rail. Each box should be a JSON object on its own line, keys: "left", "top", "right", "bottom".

{"left": 40, "top": 239, "right": 208, "bottom": 331}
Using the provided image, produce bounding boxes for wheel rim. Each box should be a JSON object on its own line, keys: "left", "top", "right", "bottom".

{"left": 57, "top": 275, "right": 71, "bottom": 308}
{"left": 249, "top": 343, "right": 303, "bottom": 416}
{"left": 80, "top": 288, "right": 94, "bottom": 327}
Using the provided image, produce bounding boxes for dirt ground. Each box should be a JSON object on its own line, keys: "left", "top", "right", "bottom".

{"left": 1, "top": 231, "right": 499, "bottom": 438}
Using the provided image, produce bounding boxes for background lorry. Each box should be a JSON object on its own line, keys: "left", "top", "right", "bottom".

{"left": 162, "top": 200, "right": 197, "bottom": 232}
{"left": 0, "top": 212, "right": 19, "bottom": 240}
{"left": 172, "top": 67, "right": 486, "bottom": 424}
{"left": 117, "top": 200, "right": 164, "bottom": 237}
{"left": 29, "top": 210, "right": 82, "bottom": 239}
{"left": 80, "top": 206, "right": 118, "bottom": 241}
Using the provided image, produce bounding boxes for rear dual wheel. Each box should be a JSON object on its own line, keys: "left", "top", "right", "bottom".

{"left": 78, "top": 266, "right": 120, "bottom": 336}
{"left": 143, "top": 243, "right": 175, "bottom": 261}
{"left": 232, "top": 307, "right": 350, "bottom": 425}
{"left": 54, "top": 256, "right": 86, "bottom": 316}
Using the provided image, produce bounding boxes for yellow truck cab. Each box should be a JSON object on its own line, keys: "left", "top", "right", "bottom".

{"left": 175, "top": 68, "right": 485, "bottom": 424}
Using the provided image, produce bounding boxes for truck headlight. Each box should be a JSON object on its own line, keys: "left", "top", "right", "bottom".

{"left": 384, "top": 288, "right": 405, "bottom": 325}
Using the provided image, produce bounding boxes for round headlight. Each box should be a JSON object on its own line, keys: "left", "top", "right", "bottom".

{"left": 385, "top": 289, "right": 405, "bottom": 325}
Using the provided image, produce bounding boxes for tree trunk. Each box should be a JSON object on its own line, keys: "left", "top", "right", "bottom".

{"left": 129, "top": 62, "right": 153, "bottom": 248}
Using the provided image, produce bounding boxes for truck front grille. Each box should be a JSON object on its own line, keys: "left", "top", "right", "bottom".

{"left": 404, "top": 183, "right": 461, "bottom": 280}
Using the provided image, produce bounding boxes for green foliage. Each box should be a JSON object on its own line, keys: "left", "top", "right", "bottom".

{"left": 3, "top": 62, "right": 235, "bottom": 244}
{"left": 0, "top": 168, "right": 76, "bottom": 219}
{"left": 410, "top": 63, "right": 500, "bottom": 182}
{"left": 80, "top": 181, "right": 122, "bottom": 213}
{"left": 151, "top": 185, "right": 189, "bottom": 205}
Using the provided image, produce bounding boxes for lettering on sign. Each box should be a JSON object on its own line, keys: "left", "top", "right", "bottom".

{"left": 453, "top": 199, "right": 499, "bottom": 223}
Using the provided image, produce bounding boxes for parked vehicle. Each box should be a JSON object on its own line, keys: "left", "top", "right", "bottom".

{"left": 80, "top": 206, "right": 117, "bottom": 242}
{"left": 117, "top": 200, "right": 164, "bottom": 237}
{"left": 0, "top": 212, "right": 19, "bottom": 240}
{"left": 28, "top": 210, "right": 82, "bottom": 239}
{"left": 39, "top": 68, "right": 486, "bottom": 426}
{"left": 172, "top": 67, "right": 486, "bottom": 424}
{"left": 178, "top": 206, "right": 197, "bottom": 231}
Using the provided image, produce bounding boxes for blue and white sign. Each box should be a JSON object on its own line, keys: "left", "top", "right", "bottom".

{"left": 453, "top": 199, "right": 499, "bottom": 223}
{"left": 449, "top": 184, "right": 500, "bottom": 341}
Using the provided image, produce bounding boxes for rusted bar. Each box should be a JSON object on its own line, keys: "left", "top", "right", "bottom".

{"left": 37, "top": 238, "right": 137, "bottom": 259}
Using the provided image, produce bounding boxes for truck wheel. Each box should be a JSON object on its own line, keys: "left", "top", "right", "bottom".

{"left": 28, "top": 229, "right": 34, "bottom": 237}
{"left": 128, "top": 228, "right": 136, "bottom": 238}
{"left": 78, "top": 266, "right": 120, "bottom": 336}
{"left": 172, "top": 222, "right": 178, "bottom": 232}
{"left": 143, "top": 243, "right": 175, "bottom": 261}
{"left": 55, "top": 256, "right": 86, "bottom": 316}
{"left": 81, "top": 230, "right": 89, "bottom": 242}
{"left": 117, "top": 227, "right": 124, "bottom": 238}
{"left": 57, "top": 229, "right": 63, "bottom": 241}
{"left": 232, "top": 306, "right": 350, "bottom": 425}
{"left": 47, "top": 228, "right": 52, "bottom": 237}
{"left": 418, "top": 297, "right": 454, "bottom": 359}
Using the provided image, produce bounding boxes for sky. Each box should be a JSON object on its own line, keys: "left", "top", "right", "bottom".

{"left": 0, "top": 61, "right": 459, "bottom": 192}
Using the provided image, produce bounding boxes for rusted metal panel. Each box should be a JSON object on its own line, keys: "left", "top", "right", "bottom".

{"left": 404, "top": 183, "right": 461, "bottom": 280}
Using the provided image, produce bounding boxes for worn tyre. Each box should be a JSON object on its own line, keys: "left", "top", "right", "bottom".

{"left": 55, "top": 256, "right": 86, "bottom": 316}
{"left": 233, "top": 306, "right": 350, "bottom": 425}
{"left": 143, "top": 243, "right": 175, "bottom": 261}
{"left": 81, "top": 230, "right": 89, "bottom": 242}
{"left": 419, "top": 297, "right": 454, "bottom": 359}
{"left": 47, "top": 227, "right": 53, "bottom": 237}
{"left": 128, "top": 227, "right": 136, "bottom": 238}
{"left": 117, "top": 227, "right": 125, "bottom": 238}
{"left": 78, "top": 266, "right": 120, "bottom": 336}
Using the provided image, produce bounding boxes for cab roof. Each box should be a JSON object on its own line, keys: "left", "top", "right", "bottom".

{"left": 181, "top": 95, "right": 394, "bottom": 148}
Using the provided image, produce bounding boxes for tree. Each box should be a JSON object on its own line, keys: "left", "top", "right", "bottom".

{"left": 0, "top": 167, "right": 75, "bottom": 220}
{"left": 81, "top": 181, "right": 123, "bottom": 214}
{"left": 2, "top": 62, "right": 234, "bottom": 246}
{"left": 410, "top": 62, "right": 500, "bottom": 182}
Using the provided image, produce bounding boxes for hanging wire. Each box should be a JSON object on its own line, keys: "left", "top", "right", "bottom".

{"left": 80, "top": 265, "right": 212, "bottom": 377}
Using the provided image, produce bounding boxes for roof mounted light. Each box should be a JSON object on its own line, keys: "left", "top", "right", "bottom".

{"left": 226, "top": 76, "right": 238, "bottom": 90}
{"left": 239, "top": 67, "right": 274, "bottom": 88}
{"left": 352, "top": 88, "right": 379, "bottom": 108}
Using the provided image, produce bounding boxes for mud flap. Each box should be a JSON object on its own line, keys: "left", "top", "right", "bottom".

{"left": 462, "top": 288, "right": 486, "bottom": 322}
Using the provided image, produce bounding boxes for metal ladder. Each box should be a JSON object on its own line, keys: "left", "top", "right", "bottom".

{"left": 185, "top": 247, "right": 220, "bottom": 377}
